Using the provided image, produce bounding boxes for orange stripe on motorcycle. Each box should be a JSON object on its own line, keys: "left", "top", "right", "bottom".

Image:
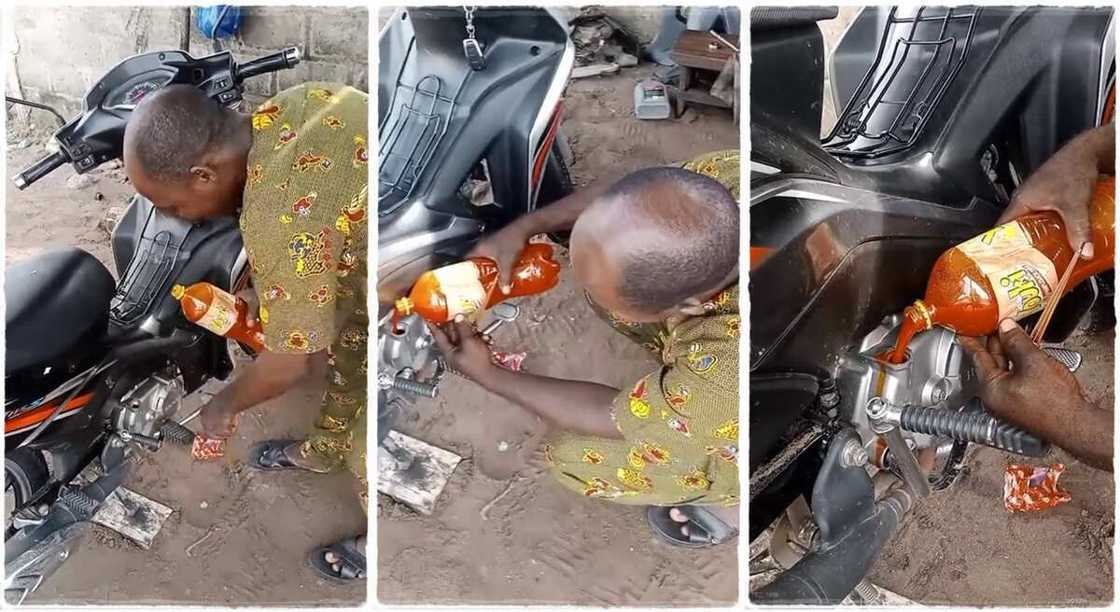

{"left": 5, "top": 392, "right": 95, "bottom": 434}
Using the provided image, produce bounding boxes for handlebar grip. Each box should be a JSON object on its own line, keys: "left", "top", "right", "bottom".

{"left": 14, "top": 150, "right": 69, "bottom": 190}
{"left": 235, "top": 47, "right": 301, "bottom": 82}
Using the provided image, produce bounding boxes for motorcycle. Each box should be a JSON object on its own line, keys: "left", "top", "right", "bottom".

{"left": 376, "top": 6, "right": 574, "bottom": 441}
{"left": 4, "top": 46, "right": 301, "bottom": 604}
{"left": 749, "top": 6, "right": 1113, "bottom": 604}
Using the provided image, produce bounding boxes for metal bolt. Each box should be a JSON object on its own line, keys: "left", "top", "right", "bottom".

{"left": 866, "top": 397, "right": 887, "bottom": 420}
{"left": 58, "top": 549, "right": 68, "bottom": 560}
{"left": 840, "top": 439, "right": 869, "bottom": 468}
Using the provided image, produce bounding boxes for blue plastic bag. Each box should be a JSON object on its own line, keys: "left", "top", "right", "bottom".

{"left": 196, "top": 5, "right": 242, "bottom": 40}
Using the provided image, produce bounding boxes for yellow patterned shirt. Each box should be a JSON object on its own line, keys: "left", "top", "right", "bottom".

{"left": 547, "top": 150, "right": 740, "bottom": 506}
{"left": 239, "top": 82, "right": 369, "bottom": 354}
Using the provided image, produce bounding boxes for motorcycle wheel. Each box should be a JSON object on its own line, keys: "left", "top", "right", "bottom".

{"left": 4, "top": 449, "right": 49, "bottom": 537}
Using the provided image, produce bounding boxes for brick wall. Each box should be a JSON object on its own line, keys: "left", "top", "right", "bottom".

{"left": 6, "top": 5, "right": 367, "bottom": 129}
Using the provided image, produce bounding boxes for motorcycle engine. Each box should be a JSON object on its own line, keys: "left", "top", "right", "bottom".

{"left": 378, "top": 311, "right": 444, "bottom": 416}
{"left": 835, "top": 314, "right": 980, "bottom": 469}
{"left": 111, "top": 374, "right": 184, "bottom": 441}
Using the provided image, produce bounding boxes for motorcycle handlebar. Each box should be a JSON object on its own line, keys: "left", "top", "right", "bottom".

{"left": 14, "top": 150, "right": 69, "bottom": 190}
{"left": 235, "top": 46, "right": 301, "bottom": 82}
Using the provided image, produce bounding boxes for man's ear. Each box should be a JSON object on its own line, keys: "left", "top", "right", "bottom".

{"left": 190, "top": 165, "right": 219, "bottom": 184}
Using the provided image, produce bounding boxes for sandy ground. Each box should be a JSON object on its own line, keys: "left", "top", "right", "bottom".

{"left": 748, "top": 8, "right": 1115, "bottom": 605}
{"left": 5, "top": 139, "right": 366, "bottom": 605}
{"left": 376, "top": 65, "right": 740, "bottom": 605}
{"left": 870, "top": 328, "right": 1115, "bottom": 605}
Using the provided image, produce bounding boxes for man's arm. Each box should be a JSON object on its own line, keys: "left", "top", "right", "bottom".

{"left": 200, "top": 351, "right": 313, "bottom": 437}
{"left": 430, "top": 320, "right": 623, "bottom": 439}
{"left": 468, "top": 180, "right": 612, "bottom": 291}
{"left": 474, "top": 367, "right": 623, "bottom": 439}
{"left": 507, "top": 179, "right": 612, "bottom": 236}
{"left": 1000, "top": 123, "right": 1115, "bottom": 255}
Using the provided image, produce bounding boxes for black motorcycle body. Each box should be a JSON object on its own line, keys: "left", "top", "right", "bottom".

{"left": 376, "top": 7, "right": 574, "bottom": 438}
{"left": 750, "top": 6, "right": 1113, "bottom": 603}
{"left": 4, "top": 46, "right": 301, "bottom": 604}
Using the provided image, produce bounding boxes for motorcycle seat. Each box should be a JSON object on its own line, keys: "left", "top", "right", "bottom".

{"left": 6, "top": 247, "right": 116, "bottom": 374}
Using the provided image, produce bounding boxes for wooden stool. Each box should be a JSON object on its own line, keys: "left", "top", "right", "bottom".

{"left": 669, "top": 30, "right": 739, "bottom": 124}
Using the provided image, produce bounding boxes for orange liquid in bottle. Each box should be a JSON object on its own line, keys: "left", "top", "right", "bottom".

{"left": 171, "top": 282, "right": 267, "bottom": 353}
{"left": 394, "top": 243, "right": 561, "bottom": 325}
{"left": 889, "top": 176, "right": 1115, "bottom": 363}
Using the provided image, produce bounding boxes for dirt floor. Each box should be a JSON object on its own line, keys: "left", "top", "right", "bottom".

{"left": 4, "top": 139, "right": 366, "bottom": 605}
{"left": 748, "top": 7, "right": 1115, "bottom": 605}
{"left": 870, "top": 327, "right": 1115, "bottom": 606}
{"left": 376, "top": 65, "right": 740, "bottom": 605}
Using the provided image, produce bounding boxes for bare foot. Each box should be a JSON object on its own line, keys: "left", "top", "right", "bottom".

{"left": 322, "top": 534, "right": 366, "bottom": 576}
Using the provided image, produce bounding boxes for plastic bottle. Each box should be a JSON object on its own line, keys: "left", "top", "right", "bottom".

{"left": 394, "top": 243, "right": 561, "bottom": 325}
{"left": 171, "top": 282, "right": 267, "bottom": 353}
{"left": 888, "top": 176, "right": 1115, "bottom": 363}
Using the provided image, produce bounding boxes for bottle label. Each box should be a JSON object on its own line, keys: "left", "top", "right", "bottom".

{"left": 195, "top": 290, "right": 239, "bottom": 336}
{"left": 431, "top": 261, "right": 487, "bottom": 319}
{"left": 956, "top": 221, "right": 1057, "bottom": 321}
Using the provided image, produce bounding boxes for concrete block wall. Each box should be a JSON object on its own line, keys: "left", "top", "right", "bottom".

{"left": 7, "top": 5, "right": 367, "bottom": 128}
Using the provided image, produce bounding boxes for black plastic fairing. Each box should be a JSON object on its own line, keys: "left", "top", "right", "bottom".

{"left": 110, "top": 195, "right": 244, "bottom": 333}
{"left": 378, "top": 7, "right": 567, "bottom": 228}
{"left": 823, "top": 6, "right": 1112, "bottom": 204}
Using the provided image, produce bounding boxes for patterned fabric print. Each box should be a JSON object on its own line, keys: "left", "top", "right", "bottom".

{"left": 240, "top": 82, "right": 369, "bottom": 491}
{"left": 548, "top": 150, "right": 741, "bottom": 507}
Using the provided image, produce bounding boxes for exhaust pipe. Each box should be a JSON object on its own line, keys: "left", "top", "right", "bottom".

{"left": 752, "top": 429, "right": 916, "bottom": 605}
{"left": 753, "top": 487, "right": 913, "bottom": 604}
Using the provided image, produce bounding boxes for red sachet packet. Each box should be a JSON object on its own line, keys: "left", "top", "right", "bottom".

{"left": 191, "top": 435, "right": 227, "bottom": 461}
{"left": 492, "top": 350, "right": 526, "bottom": 372}
{"left": 1003, "top": 463, "right": 1072, "bottom": 513}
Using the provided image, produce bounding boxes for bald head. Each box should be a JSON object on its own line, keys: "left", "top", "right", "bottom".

{"left": 571, "top": 167, "right": 739, "bottom": 320}
{"left": 123, "top": 85, "right": 250, "bottom": 221}
{"left": 125, "top": 85, "right": 236, "bottom": 182}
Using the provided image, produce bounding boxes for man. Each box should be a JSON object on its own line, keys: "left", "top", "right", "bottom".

{"left": 123, "top": 82, "right": 368, "bottom": 580}
{"left": 431, "top": 151, "right": 741, "bottom": 547}
{"left": 962, "top": 123, "right": 1114, "bottom": 471}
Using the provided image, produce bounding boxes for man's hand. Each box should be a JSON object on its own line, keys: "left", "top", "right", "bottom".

{"left": 466, "top": 222, "right": 535, "bottom": 294}
{"left": 429, "top": 320, "right": 498, "bottom": 385}
{"left": 999, "top": 124, "right": 1114, "bottom": 258}
{"left": 237, "top": 287, "right": 261, "bottom": 327}
{"left": 962, "top": 319, "right": 1086, "bottom": 419}
{"left": 199, "top": 397, "right": 238, "bottom": 440}
{"left": 961, "top": 319, "right": 1112, "bottom": 470}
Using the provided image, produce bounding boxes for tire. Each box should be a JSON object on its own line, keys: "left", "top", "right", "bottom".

{"left": 5, "top": 449, "right": 49, "bottom": 535}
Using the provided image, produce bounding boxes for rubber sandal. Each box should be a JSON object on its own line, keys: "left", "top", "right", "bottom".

{"left": 308, "top": 536, "right": 366, "bottom": 583}
{"left": 646, "top": 505, "right": 739, "bottom": 548}
{"left": 248, "top": 439, "right": 330, "bottom": 473}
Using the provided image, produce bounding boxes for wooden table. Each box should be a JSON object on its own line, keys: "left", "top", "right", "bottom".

{"left": 668, "top": 30, "right": 739, "bottom": 124}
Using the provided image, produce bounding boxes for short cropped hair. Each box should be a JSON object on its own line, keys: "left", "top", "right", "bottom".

{"left": 608, "top": 167, "right": 739, "bottom": 311}
{"left": 124, "top": 85, "right": 228, "bottom": 182}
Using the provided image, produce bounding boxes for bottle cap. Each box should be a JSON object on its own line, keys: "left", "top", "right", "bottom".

{"left": 170, "top": 284, "right": 186, "bottom": 299}
{"left": 909, "top": 300, "right": 934, "bottom": 330}
{"left": 395, "top": 297, "right": 414, "bottom": 315}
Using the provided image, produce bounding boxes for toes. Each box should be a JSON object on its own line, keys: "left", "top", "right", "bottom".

{"left": 669, "top": 507, "right": 688, "bottom": 523}
{"left": 324, "top": 552, "right": 338, "bottom": 563}
{"left": 680, "top": 525, "right": 690, "bottom": 537}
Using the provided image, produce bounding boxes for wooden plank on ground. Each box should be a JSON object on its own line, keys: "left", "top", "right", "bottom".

{"left": 377, "top": 430, "right": 462, "bottom": 515}
{"left": 92, "top": 486, "right": 173, "bottom": 549}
